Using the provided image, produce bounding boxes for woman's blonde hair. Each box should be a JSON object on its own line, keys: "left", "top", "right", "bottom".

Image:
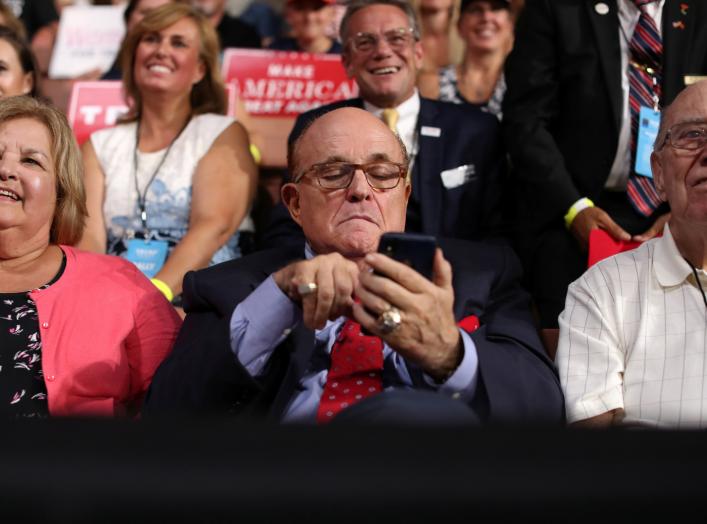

{"left": 119, "top": 3, "right": 226, "bottom": 121}
{"left": 0, "top": 96, "right": 87, "bottom": 245}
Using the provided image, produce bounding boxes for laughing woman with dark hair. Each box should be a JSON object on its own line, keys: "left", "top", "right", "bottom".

{"left": 0, "top": 96, "right": 181, "bottom": 417}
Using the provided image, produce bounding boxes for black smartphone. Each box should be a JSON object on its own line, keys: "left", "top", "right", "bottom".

{"left": 377, "top": 232, "right": 437, "bottom": 280}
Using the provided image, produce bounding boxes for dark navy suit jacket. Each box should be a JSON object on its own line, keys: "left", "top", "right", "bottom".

{"left": 503, "top": 0, "right": 707, "bottom": 231}
{"left": 144, "top": 238, "right": 564, "bottom": 424}
{"left": 259, "top": 97, "right": 507, "bottom": 249}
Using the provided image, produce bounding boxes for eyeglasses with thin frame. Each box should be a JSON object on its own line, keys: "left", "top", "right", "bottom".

{"left": 294, "top": 161, "right": 407, "bottom": 190}
{"left": 348, "top": 27, "right": 417, "bottom": 54}
{"left": 657, "top": 120, "right": 707, "bottom": 152}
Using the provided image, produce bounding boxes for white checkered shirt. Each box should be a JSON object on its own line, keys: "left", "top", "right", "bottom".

{"left": 557, "top": 225, "right": 707, "bottom": 428}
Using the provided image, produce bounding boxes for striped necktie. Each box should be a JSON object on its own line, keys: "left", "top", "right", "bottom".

{"left": 626, "top": 0, "right": 663, "bottom": 216}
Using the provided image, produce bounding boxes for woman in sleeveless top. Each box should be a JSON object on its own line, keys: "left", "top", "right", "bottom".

{"left": 80, "top": 3, "right": 257, "bottom": 308}
{"left": 418, "top": 0, "right": 514, "bottom": 119}
{"left": 0, "top": 96, "right": 180, "bottom": 417}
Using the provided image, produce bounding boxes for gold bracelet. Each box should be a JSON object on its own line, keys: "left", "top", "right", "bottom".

{"left": 150, "top": 278, "right": 174, "bottom": 302}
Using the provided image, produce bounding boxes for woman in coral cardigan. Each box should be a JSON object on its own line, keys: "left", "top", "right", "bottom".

{"left": 0, "top": 96, "right": 181, "bottom": 417}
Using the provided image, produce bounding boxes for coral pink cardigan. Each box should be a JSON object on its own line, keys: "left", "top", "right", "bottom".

{"left": 30, "top": 246, "right": 181, "bottom": 416}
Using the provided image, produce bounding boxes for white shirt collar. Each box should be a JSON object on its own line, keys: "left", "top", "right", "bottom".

{"left": 653, "top": 223, "right": 697, "bottom": 287}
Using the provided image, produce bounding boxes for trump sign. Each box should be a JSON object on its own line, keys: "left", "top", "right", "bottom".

{"left": 68, "top": 81, "right": 237, "bottom": 145}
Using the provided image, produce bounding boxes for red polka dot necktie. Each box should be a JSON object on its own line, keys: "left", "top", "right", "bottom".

{"left": 316, "top": 319, "right": 383, "bottom": 424}
{"left": 626, "top": 0, "right": 663, "bottom": 216}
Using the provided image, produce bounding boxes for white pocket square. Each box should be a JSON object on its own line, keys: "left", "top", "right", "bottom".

{"left": 440, "top": 164, "right": 476, "bottom": 189}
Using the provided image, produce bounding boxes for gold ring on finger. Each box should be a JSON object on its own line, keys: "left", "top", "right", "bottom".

{"left": 377, "top": 306, "right": 402, "bottom": 334}
{"left": 297, "top": 282, "right": 318, "bottom": 296}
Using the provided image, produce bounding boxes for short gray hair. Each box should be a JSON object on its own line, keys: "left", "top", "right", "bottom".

{"left": 339, "top": 0, "right": 421, "bottom": 44}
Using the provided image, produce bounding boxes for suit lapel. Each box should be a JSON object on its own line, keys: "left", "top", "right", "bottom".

{"left": 661, "top": 0, "right": 694, "bottom": 103}
{"left": 251, "top": 244, "right": 318, "bottom": 419}
{"left": 269, "top": 323, "right": 316, "bottom": 419}
{"left": 585, "top": 0, "right": 623, "bottom": 132}
{"left": 415, "top": 99, "right": 443, "bottom": 236}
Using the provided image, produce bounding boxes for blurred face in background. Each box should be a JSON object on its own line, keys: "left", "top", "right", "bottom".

{"left": 127, "top": 0, "right": 174, "bottom": 31}
{"left": 419, "top": 0, "right": 455, "bottom": 13}
{"left": 133, "top": 16, "right": 205, "bottom": 97}
{"left": 0, "top": 39, "right": 32, "bottom": 98}
{"left": 285, "top": 0, "right": 336, "bottom": 43}
{"left": 191, "top": 0, "right": 226, "bottom": 19}
{"left": 458, "top": 0, "right": 513, "bottom": 54}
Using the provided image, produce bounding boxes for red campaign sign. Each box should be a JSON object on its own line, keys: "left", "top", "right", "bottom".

{"left": 587, "top": 229, "right": 644, "bottom": 268}
{"left": 67, "top": 81, "right": 128, "bottom": 146}
{"left": 222, "top": 48, "right": 358, "bottom": 117}
{"left": 68, "top": 81, "right": 238, "bottom": 145}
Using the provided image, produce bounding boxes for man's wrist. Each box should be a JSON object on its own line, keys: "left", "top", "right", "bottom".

{"left": 429, "top": 335, "right": 464, "bottom": 384}
{"left": 564, "top": 197, "right": 594, "bottom": 229}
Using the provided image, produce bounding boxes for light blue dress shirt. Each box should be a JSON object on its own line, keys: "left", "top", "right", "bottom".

{"left": 229, "top": 251, "right": 480, "bottom": 423}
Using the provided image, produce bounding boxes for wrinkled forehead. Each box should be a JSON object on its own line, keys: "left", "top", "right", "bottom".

{"left": 347, "top": 4, "right": 411, "bottom": 35}
{"left": 296, "top": 114, "right": 405, "bottom": 169}
{"left": 664, "top": 82, "right": 707, "bottom": 127}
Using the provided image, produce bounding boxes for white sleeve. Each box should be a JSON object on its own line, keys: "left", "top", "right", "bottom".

{"left": 556, "top": 269, "right": 626, "bottom": 423}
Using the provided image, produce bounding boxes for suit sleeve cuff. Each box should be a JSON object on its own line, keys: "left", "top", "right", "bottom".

{"left": 230, "top": 276, "right": 301, "bottom": 376}
{"left": 422, "top": 328, "right": 479, "bottom": 402}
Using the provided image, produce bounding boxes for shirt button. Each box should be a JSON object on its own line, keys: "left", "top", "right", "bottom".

{"left": 282, "top": 328, "right": 292, "bottom": 336}
{"left": 451, "top": 392, "right": 461, "bottom": 400}
{"left": 42, "top": 322, "right": 49, "bottom": 328}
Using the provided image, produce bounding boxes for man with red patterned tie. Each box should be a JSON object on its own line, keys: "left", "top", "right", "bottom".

{"left": 503, "top": 0, "right": 707, "bottom": 328}
{"left": 144, "top": 107, "right": 563, "bottom": 424}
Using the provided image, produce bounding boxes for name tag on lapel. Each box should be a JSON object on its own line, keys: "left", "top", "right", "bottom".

{"left": 440, "top": 164, "right": 475, "bottom": 189}
{"left": 420, "top": 126, "right": 441, "bottom": 137}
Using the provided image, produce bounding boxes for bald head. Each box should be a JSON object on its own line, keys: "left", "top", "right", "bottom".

{"left": 655, "top": 80, "right": 707, "bottom": 150}
{"left": 289, "top": 107, "right": 408, "bottom": 179}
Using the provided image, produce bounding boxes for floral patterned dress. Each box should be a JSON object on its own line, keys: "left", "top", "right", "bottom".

{"left": 437, "top": 65, "right": 506, "bottom": 120}
{"left": 0, "top": 253, "right": 66, "bottom": 418}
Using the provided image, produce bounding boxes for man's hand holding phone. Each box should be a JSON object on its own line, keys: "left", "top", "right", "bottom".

{"left": 353, "top": 240, "right": 463, "bottom": 383}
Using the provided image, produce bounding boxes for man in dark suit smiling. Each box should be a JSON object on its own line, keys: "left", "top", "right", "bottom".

{"left": 145, "top": 107, "right": 563, "bottom": 424}
{"left": 262, "top": 0, "right": 506, "bottom": 247}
